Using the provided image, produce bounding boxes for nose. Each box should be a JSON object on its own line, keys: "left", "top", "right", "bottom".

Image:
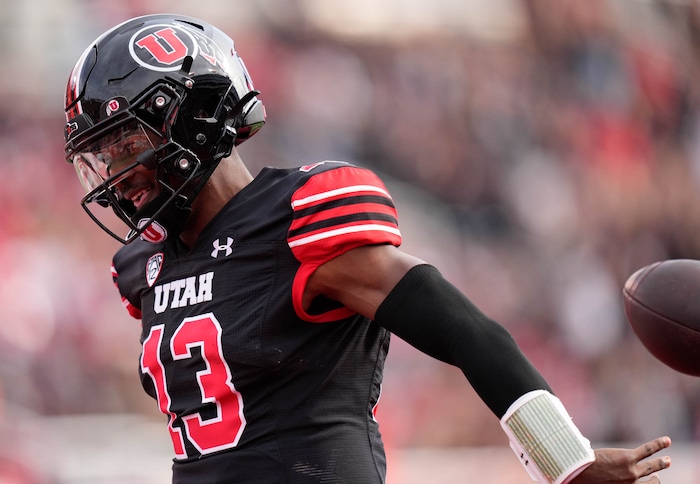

{"left": 137, "top": 149, "right": 157, "bottom": 169}
{"left": 113, "top": 163, "right": 158, "bottom": 201}
{"left": 110, "top": 161, "right": 142, "bottom": 198}
{"left": 113, "top": 171, "right": 136, "bottom": 200}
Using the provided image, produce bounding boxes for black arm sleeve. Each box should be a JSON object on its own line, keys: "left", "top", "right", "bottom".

{"left": 374, "top": 264, "right": 551, "bottom": 418}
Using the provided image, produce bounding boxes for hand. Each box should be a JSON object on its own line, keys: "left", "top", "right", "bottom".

{"left": 572, "top": 436, "right": 672, "bottom": 483}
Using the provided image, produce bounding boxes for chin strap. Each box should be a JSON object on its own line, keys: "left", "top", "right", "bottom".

{"left": 124, "top": 190, "right": 190, "bottom": 244}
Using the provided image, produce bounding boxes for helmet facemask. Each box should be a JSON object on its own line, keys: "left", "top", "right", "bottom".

{"left": 67, "top": 82, "right": 205, "bottom": 244}
{"left": 67, "top": 76, "right": 261, "bottom": 244}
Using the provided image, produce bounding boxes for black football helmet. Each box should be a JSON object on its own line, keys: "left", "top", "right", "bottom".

{"left": 64, "top": 14, "right": 265, "bottom": 244}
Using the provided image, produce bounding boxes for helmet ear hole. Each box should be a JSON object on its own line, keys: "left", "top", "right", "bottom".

{"left": 198, "top": 92, "right": 226, "bottom": 120}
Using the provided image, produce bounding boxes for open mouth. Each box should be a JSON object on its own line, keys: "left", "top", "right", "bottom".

{"left": 131, "top": 187, "right": 152, "bottom": 209}
{"left": 124, "top": 184, "right": 155, "bottom": 210}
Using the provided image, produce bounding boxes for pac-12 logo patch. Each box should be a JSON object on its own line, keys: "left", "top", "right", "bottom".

{"left": 146, "top": 252, "right": 164, "bottom": 287}
{"left": 129, "top": 24, "right": 199, "bottom": 72}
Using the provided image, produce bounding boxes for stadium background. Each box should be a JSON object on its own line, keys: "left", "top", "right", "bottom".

{"left": 0, "top": 0, "right": 699, "bottom": 481}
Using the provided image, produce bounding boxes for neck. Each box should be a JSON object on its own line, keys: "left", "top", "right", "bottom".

{"left": 179, "top": 151, "right": 253, "bottom": 248}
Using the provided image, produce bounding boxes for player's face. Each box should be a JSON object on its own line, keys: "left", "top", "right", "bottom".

{"left": 72, "top": 122, "right": 162, "bottom": 210}
{"left": 112, "top": 163, "right": 160, "bottom": 210}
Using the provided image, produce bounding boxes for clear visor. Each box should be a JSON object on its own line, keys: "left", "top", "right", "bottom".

{"left": 71, "top": 121, "right": 161, "bottom": 194}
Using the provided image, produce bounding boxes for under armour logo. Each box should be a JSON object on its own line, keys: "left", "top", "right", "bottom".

{"left": 211, "top": 237, "right": 234, "bottom": 258}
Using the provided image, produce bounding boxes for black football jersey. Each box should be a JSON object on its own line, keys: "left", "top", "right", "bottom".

{"left": 111, "top": 162, "right": 403, "bottom": 483}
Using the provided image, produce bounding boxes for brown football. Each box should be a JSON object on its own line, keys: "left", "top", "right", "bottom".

{"left": 623, "top": 259, "right": 700, "bottom": 377}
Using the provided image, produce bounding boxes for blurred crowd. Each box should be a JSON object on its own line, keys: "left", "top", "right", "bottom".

{"left": 2, "top": 0, "right": 700, "bottom": 480}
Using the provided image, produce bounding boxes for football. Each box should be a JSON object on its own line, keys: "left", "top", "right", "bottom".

{"left": 623, "top": 259, "right": 700, "bottom": 376}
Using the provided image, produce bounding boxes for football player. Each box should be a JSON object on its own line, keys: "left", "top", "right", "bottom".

{"left": 63, "top": 14, "right": 671, "bottom": 484}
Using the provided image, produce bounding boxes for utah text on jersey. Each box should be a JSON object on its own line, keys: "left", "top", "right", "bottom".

{"left": 153, "top": 271, "right": 214, "bottom": 314}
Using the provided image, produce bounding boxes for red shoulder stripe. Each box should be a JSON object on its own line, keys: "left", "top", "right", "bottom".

{"left": 289, "top": 167, "right": 401, "bottom": 262}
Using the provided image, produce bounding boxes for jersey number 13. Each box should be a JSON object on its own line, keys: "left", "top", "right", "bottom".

{"left": 141, "top": 312, "right": 246, "bottom": 459}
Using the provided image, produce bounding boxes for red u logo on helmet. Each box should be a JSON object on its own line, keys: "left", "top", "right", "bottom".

{"left": 135, "top": 28, "right": 189, "bottom": 65}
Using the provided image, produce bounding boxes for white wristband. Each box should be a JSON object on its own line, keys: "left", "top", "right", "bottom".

{"left": 500, "top": 390, "right": 595, "bottom": 484}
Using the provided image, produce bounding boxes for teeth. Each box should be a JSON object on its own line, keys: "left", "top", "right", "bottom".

{"left": 131, "top": 188, "right": 149, "bottom": 205}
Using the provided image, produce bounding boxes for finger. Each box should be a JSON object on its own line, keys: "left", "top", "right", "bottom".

{"left": 638, "top": 456, "right": 672, "bottom": 477}
{"left": 634, "top": 436, "right": 672, "bottom": 460}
